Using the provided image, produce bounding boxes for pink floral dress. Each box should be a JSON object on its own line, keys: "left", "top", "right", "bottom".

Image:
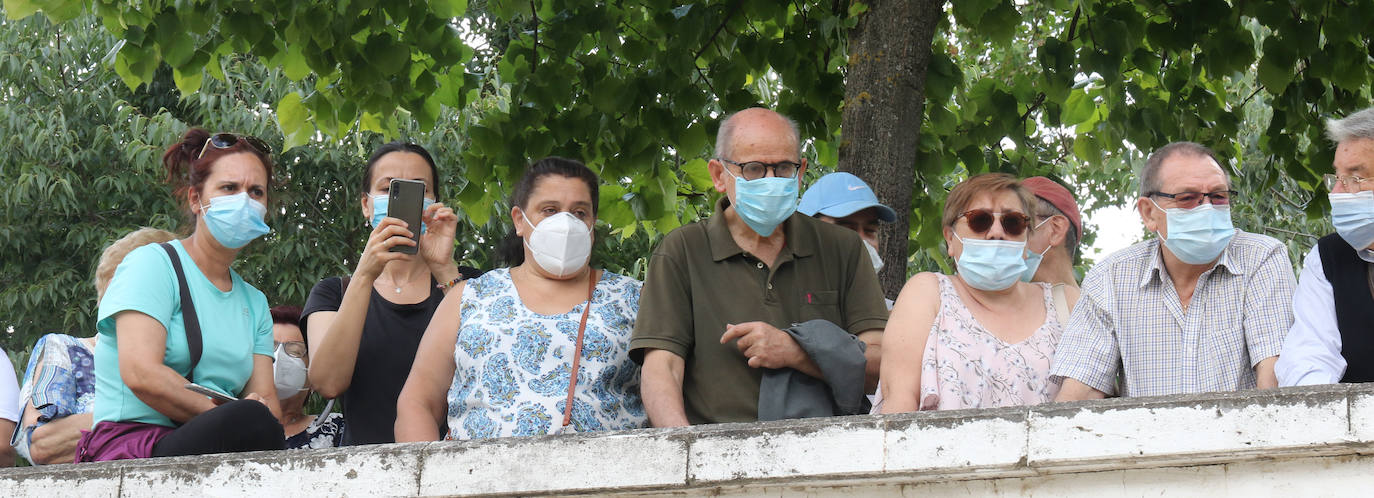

{"left": 873, "top": 274, "right": 1062, "bottom": 412}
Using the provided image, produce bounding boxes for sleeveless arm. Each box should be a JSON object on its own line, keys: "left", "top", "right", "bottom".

{"left": 395, "top": 281, "right": 464, "bottom": 442}
{"left": 877, "top": 273, "right": 941, "bottom": 414}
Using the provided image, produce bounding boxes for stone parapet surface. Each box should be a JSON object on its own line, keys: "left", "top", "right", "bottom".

{"left": 4, "top": 384, "right": 1373, "bottom": 496}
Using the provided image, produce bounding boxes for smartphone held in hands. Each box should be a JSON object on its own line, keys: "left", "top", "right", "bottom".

{"left": 185, "top": 383, "right": 237, "bottom": 403}
{"left": 387, "top": 178, "right": 426, "bottom": 255}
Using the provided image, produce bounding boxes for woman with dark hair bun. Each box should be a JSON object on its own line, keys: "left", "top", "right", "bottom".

{"left": 77, "top": 128, "right": 285, "bottom": 461}
{"left": 396, "top": 157, "right": 646, "bottom": 441}
{"left": 300, "top": 141, "right": 480, "bottom": 445}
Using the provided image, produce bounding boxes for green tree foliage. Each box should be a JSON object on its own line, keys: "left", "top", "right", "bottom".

{"left": 2, "top": 0, "right": 476, "bottom": 145}
{"left": 0, "top": 8, "right": 664, "bottom": 354}
{"left": 8, "top": 0, "right": 857, "bottom": 244}
{"left": 918, "top": 0, "right": 1371, "bottom": 272}
{"left": 4, "top": 0, "right": 1370, "bottom": 354}
{"left": 0, "top": 12, "right": 503, "bottom": 354}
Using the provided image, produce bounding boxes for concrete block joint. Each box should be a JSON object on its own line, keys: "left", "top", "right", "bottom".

{"left": 4, "top": 384, "right": 1373, "bottom": 496}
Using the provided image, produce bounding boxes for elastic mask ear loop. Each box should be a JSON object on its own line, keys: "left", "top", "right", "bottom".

{"left": 1029, "top": 217, "right": 1053, "bottom": 256}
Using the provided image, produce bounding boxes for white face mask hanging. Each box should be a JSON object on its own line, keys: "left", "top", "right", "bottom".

{"left": 864, "top": 240, "right": 884, "bottom": 273}
{"left": 522, "top": 210, "right": 593, "bottom": 277}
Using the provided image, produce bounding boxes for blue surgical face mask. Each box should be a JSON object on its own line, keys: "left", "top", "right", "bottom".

{"left": 1331, "top": 190, "right": 1374, "bottom": 250}
{"left": 723, "top": 167, "right": 798, "bottom": 237}
{"left": 200, "top": 192, "right": 270, "bottom": 249}
{"left": 1151, "top": 199, "right": 1235, "bottom": 265}
{"left": 369, "top": 194, "right": 435, "bottom": 235}
{"left": 953, "top": 233, "right": 1027, "bottom": 291}
{"left": 1019, "top": 217, "right": 1054, "bottom": 282}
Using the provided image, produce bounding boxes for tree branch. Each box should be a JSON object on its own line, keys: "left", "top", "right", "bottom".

{"left": 530, "top": 0, "right": 539, "bottom": 75}
{"left": 1263, "top": 226, "right": 1318, "bottom": 240}
{"left": 695, "top": 65, "right": 718, "bottom": 96}
{"left": 1238, "top": 86, "right": 1264, "bottom": 109}
{"left": 1020, "top": 93, "right": 1046, "bottom": 122}
{"left": 1065, "top": 4, "right": 1082, "bottom": 41}
{"left": 1268, "top": 185, "right": 1309, "bottom": 210}
{"left": 694, "top": 1, "right": 743, "bottom": 62}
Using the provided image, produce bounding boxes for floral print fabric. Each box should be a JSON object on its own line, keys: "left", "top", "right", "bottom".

{"left": 445, "top": 268, "right": 646, "bottom": 440}
{"left": 919, "top": 274, "right": 1062, "bottom": 410}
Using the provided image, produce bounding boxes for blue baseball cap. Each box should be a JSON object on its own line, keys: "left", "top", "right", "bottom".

{"left": 797, "top": 172, "right": 897, "bottom": 223}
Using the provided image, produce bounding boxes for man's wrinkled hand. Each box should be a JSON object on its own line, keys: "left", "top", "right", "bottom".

{"left": 720, "top": 321, "right": 805, "bottom": 369}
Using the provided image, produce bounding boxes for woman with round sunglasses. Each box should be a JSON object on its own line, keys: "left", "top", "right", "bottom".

{"left": 874, "top": 173, "right": 1064, "bottom": 413}
{"left": 78, "top": 129, "right": 285, "bottom": 461}
{"left": 301, "top": 142, "right": 479, "bottom": 445}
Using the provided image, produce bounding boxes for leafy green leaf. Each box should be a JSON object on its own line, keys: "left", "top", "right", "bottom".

{"left": 281, "top": 45, "right": 311, "bottom": 81}
{"left": 432, "top": 0, "right": 468, "bottom": 19}
{"left": 3, "top": 0, "right": 41, "bottom": 20}
{"left": 1061, "top": 90, "right": 1095, "bottom": 125}
{"left": 1256, "top": 37, "right": 1295, "bottom": 91}
{"left": 172, "top": 66, "right": 203, "bottom": 94}
{"left": 681, "top": 158, "right": 714, "bottom": 191}
{"left": 276, "top": 92, "right": 311, "bottom": 150}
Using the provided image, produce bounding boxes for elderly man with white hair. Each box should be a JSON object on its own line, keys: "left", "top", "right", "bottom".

{"left": 1277, "top": 107, "right": 1374, "bottom": 385}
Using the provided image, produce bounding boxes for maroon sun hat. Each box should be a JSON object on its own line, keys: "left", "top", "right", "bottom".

{"left": 1021, "top": 176, "right": 1082, "bottom": 234}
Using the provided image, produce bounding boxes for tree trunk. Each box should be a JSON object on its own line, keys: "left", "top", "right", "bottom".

{"left": 839, "top": 0, "right": 943, "bottom": 298}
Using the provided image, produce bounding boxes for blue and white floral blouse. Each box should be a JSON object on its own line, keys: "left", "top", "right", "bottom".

{"left": 445, "top": 268, "right": 646, "bottom": 440}
{"left": 12, "top": 333, "right": 96, "bottom": 463}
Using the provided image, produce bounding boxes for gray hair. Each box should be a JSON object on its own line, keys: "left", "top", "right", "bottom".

{"left": 1326, "top": 107, "right": 1374, "bottom": 144}
{"left": 1139, "top": 141, "right": 1226, "bottom": 198}
{"left": 1035, "top": 198, "right": 1079, "bottom": 260}
{"left": 714, "top": 108, "right": 802, "bottom": 160}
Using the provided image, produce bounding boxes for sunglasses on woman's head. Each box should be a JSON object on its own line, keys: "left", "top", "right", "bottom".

{"left": 958, "top": 209, "right": 1032, "bottom": 236}
{"left": 197, "top": 133, "right": 272, "bottom": 161}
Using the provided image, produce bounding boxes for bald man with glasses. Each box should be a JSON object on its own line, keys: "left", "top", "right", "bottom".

{"left": 631, "top": 108, "right": 888, "bottom": 425}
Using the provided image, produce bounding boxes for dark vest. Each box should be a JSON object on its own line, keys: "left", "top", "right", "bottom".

{"left": 1317, "top": 234, "right": 1374, "bottom": 382}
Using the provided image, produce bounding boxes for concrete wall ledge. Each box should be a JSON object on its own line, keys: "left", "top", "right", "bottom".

{"left": 5, "top": 383, "right": 1374, "bottom": 496}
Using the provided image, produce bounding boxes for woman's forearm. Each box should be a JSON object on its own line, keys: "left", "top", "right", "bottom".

{"left": 307, "top": 276, "right": 376, "bottom": 398}
{"left": 125, "top": 362, "right": 218, "bottom": 423}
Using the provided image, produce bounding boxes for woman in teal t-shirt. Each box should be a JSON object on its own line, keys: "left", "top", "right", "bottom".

{"left": 76, "top": 129, "right": 285, "bottom": 461}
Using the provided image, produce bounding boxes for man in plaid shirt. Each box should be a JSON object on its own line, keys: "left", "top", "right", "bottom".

{"left": 1052, "top": 142, "right": 1296, "bottom": 400}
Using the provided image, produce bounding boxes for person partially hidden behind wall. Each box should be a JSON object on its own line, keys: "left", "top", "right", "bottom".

{"left": 9, "top": 228, "right": 175, "bottom": 464}
{"left": 875, "top": 174, "right": 1064, "bottom": 412}
{"left": 269, "top": 305, "right": 345, "bottom": 449}
{"left": 797, "top": 171, "right": 898, "bottom": 309}
{"left": 632, "top": 108, "right": 889, "bottom": 425}
{"left": 1019, "top": 176, "right": 1083, "bottom": 318}
{"left": 76, "top": 129, "right": 285, "bottom": 461}
{"left": 1052, "top": 142, "right": 1296, "bottom": 400}
{"left": 1277, "top": 107, "right": 1374, "bottom": 386}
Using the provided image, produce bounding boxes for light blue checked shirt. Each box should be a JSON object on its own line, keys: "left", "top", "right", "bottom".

{"left": 1050, "top": 230, "right": 1296, "bottom": 397}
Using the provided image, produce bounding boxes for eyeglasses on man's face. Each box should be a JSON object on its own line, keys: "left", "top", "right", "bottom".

{"left": 1147, "top": 189, "right": 1238, "bottom": 208}
{"left": 718, "top": 158, "right": 801, "bottom": 180}
{"left": 1324, "top": 174, "right": 1373, "bottom": 193}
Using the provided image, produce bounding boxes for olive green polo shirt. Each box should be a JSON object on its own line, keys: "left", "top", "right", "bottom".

{"left": 630, "top": 198, "right": 888, "bottom": 424}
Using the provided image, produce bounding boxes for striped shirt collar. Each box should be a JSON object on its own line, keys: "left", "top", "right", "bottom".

{"left": 1138, "top": 231, "right": 1245, "bottom": 289}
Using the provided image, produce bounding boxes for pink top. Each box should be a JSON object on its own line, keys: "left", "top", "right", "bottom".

{"left": 872, "top": 274, "right": 1062, "bottom": 413}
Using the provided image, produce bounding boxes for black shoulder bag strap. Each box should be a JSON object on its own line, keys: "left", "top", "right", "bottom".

{"left": 158, "top": 242, "right": 203, "bottom": 381}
